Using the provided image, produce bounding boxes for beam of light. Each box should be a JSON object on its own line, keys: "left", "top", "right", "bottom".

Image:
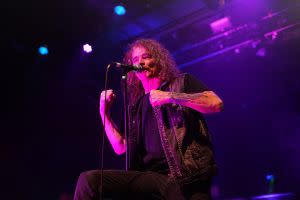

{"left": 38, "top": 46, "right": 48, "bottom": 55}
{"left": 114, "top": 5, "right": 126, "bottom": 16}
{"left": 252, "top": 192, "right": 295, "bottom": 199}
{"left": 173, "top": 23, "right": 248, "bottom": 56}
{"left": 264, "top": 22, "right": 300, "bottom": 39}
{"left": 178, "top": 39, "right": 256, "bottom": 68}
{"left": 83, "top": 44, "right": 92, "bottom": 53}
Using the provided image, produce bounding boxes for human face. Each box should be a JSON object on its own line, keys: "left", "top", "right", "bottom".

{"left": 131, "top": 46, "right": 160, "bottom": 80}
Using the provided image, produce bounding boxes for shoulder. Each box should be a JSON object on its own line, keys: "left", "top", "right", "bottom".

{"left": 182, "top": 73, "right": 210, "bottom": 93}
{"left": 166, "top": 73, "right": 193, "bottom": 92}
{"left": 173, "top": 73, "right": 200, "bottom": 82}
{"left": 170, "top": 73, "right": 190, "bottom": 84}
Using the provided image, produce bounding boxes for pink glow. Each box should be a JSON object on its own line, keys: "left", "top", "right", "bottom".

{"left": 256, "top": 47, "right": 266, "bottom": 57}
{"left": 210, "top": 17, "right": 232, "bottom": 34}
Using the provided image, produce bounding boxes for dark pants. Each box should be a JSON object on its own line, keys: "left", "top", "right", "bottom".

{"left": 73, "top": 170, "right": 211, "bottom": 200}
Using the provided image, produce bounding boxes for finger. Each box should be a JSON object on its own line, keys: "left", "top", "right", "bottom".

{"left": 101, "top": 90, "right": 114, "bottom": 97}
{"left": 149, "top": 95, "right": 155, "bottom": 105}
{"left": 101, "top": 89, "right": 113, "bottom": 94}
{"left": 149, "top": 90, "right": 155, "bottom": 98}
{"left": 149, "top": 98, "right": 156, "bottom": 107}
{"left": 100, "top": 94, "right": 112, "bottom": 102}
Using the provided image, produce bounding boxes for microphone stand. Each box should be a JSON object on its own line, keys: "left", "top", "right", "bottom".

{"left": 121, "top": 68, "right": 129, "bottom": 171}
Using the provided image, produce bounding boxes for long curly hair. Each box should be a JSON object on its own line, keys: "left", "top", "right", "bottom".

{"left": 123, "top": 38, "right": 180, "bottom": 104}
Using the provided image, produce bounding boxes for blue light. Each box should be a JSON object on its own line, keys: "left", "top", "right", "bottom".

{"left": 114, "top": 5, "right": 126, "bottom": 15}
{"left": 265, "top": 174, "right": 274, "bottom": 181}
{"left": 38, "top": 46, "right": 48, "bottom": 55}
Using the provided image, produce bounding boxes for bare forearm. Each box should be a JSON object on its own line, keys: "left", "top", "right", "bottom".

{"left": 170, "top": 91, "right": 223, "bottom": 113}
{"left": 100, "top": 113, "right": 126, "bottom": 155}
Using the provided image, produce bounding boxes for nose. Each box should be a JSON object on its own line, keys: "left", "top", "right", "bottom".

{"left": 138, "top": 58, "right": 145, "bottom": 66}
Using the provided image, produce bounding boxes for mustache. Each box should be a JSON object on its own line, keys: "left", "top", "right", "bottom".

{"left": 143, "top": 67, "right": 150, "bottom": 71}
{"left": 138, "top": 65, "right": 151, "bottom": 71}
{"left": 142, "top": 63, "right": 156, "bottom": 70}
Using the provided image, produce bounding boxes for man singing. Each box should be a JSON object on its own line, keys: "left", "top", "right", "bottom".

{"left": 74, "top": 38, "right": 223, "bottom": 200}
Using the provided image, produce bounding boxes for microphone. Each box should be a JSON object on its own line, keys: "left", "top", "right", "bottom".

{"left": 112, "top": 62, "right": 144, "bottom": 72}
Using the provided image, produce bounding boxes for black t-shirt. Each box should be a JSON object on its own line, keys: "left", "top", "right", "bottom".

{"left": 183, "top": 73, "right": 210, "bottom": 93}
{"left": 136, "top": 74, "right": 209, "bottom": 174}
{"left": 137, "top": 93, "right": 169, "bottom": 174}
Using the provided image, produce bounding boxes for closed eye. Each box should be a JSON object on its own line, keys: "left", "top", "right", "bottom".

{"left": 132, "top": 53, "right": 152, "bottom": 64}
{"left": 142, "top": 53, "right": 152, "bottom": 59}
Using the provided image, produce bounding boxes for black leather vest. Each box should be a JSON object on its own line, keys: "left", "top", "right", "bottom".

{"left": 128, "top": 73, "right": 217, "bottom": 184}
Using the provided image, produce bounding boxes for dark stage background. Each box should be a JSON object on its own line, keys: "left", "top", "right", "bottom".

{"left": 4, "top": 0, "right": 300, "bottom": 199}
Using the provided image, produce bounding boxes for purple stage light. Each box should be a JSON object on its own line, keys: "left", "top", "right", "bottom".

{"left": 252, "top": 193, "right": 295, "bottom": 200}
{"left": 234, "top": 48, "right": 240, "bottom": 54}
{"left": 210, "top": 17, "right": 232, "bottom": 34}
{"left": 83, "top": 44, "right": 92, "bottom": 53}
{"left": 251, "top": 40, "right": 261, "bottom": 49}
{"left": 271, "top": 32, "right": 278, "bottom": 40}
{"left": 256, "top": 47, "right": 266, "bottom": 57}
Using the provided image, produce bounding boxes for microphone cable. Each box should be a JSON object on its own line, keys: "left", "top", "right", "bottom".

{"left": 99, "top": 63, "right": 111, "bottom": 200}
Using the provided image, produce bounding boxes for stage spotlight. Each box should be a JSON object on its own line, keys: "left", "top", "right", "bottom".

{"left": 265, "top": 174, "right": 275, "bottom": 194}
{"left": 83, "top": 44, "right": 92, "bottom": 53}
{"left": 234, "top": 48, "right": 240, "bottom": 54}
{"left": 251, "top": 40, "right": 261, "bottom": 49}
{"left": 38, "top": 46, "right": 48, "bottom": 55}
{"left": 114, "top": 5, "right": 126, "bottom": 16}
{"left": 265, "top": 174, "right": 274, "bottom": 181}
{"left": 256, "top": 47, "right": 266, "bottom": 57}
{"left": 271, "top": 32, "right": 278, "bottom": 40}
{"left": 210, "top": 17, "right": 231, "bottom": 34}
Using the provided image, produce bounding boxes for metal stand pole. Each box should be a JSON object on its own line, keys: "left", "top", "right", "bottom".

{"left": 121, "top": 69, "right": 129, "bottom": 171}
